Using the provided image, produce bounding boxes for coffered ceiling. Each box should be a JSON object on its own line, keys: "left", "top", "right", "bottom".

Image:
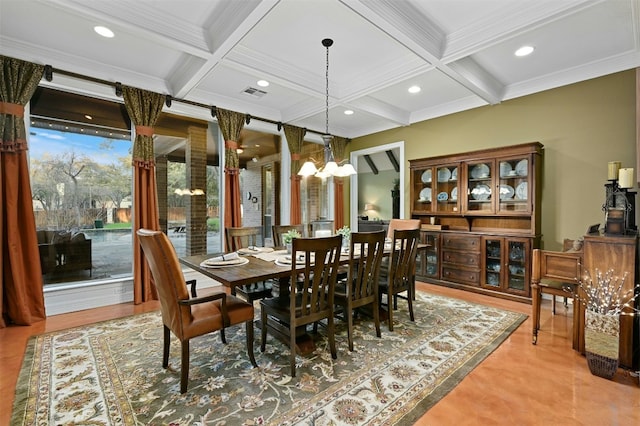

{"left": 2, "top": 0, "right": 639, "bottom": 139}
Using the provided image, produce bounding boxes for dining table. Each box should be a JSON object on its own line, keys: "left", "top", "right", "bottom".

{"left": 179, "top": 242, "right": 428, "bottom": 355}
{"left": 180, "top": 247, "right": 345, "bottom": 355}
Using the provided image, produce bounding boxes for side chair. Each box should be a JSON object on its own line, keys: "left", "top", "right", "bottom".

{"left": 136, "top": 229, "right": 257, "bottom": 394}
{"left": 380, "top": 218, "right": 421, "bottom": 299}
{"left": 334, "top": 230, "right": 386, "bottom": 351}
{"left": 272, "top": 224, "right": 306, "bottom": 247}
{"left": 225, "top": 226, "right": 273, "bottom": 302}
{"left": 379, "top": 228, "right": 420, "bottom": 331}
{"left": 260, "top": 235, "right": 342, "bottom": 377}
{"left": 531, "top": 245, "right": 582, "bottom": 345}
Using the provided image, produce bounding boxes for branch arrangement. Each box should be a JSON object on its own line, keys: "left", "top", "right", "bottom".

{"left": 574, "top": 268, "right": 640, "bottom": 317}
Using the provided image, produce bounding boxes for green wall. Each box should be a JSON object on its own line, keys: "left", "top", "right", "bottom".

{"left": 357, "top": 169, "right": 397, "bottom": 220}
{"left": 349, "top": 70, "right": 637, "bottom": 250}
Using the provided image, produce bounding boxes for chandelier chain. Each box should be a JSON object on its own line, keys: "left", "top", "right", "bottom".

{"left": 325, "top": 41, "right": 330, "bottom": 135}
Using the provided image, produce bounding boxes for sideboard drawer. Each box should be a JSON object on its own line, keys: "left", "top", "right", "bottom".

{"left": 441, "top": 250, "right": 480, "bottom": 267}
{"left": 441, "top": 267, "right": 480, "bottom": 285}
{"left": 442, "top": 235, "right": 481, "bottom": 252}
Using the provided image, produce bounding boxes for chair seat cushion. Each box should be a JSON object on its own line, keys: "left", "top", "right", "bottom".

{"left": 217, "top": 295, "right": 255, "bottom": 325}
{"left": 186, "top": 303, "right": 224, "bottom": 339}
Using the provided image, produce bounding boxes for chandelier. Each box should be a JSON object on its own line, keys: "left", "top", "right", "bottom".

{"left": 298, "top": 38, "right": 356, "bottom": 178}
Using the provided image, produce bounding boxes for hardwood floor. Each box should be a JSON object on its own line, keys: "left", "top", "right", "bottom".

{"left": 1, "top": 282, "right": 638, "bottom": 425}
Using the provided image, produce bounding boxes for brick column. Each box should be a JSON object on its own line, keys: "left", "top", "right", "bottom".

{"left": 156, "top": 155, "right": 168, "bottom": 234}
{"left": 186, "top": 126, "right": 207, "bottom": 255}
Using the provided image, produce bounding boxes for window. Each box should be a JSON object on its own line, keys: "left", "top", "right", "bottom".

{"left": 29, "top": 120, "right": 133, "bottom": 284}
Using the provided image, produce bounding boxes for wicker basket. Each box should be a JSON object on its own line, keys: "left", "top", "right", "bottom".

{"left": 585, "top": 351, "right": 619, "bottom": 379}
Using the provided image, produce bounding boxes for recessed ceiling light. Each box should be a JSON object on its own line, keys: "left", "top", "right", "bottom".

{"left": 515, "top": 45, "right": 534, "bottom": 57}
{"left": 408, "top": 85, "right": 421, "bottom": 94}
{"left": 94, "top": 26, "right": 114, "bottom": 38}
{"left": 84, "top": 114, "right": 93, "bottom": 120}
{"left": 344, "top": 110, "right": 354, "bottom": 115}
{"left": 257, "top": 80, "right": 269, "bottom": 87}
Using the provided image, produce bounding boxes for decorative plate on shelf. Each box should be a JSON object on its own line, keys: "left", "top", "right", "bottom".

{"left": 515, "top": 159, "right": 528, "bottom": 176}
{"left": 421, "top": 169, "right": 432, "bottom": 183}
{"left": 471, "top": 184, "right": 491, "bottom": 200}
{"left": 451, "top": 167, "right": 458, "bottom": 180}
{"left": 471, "top": 163, "right": 490, "bottom": 179}
{"left": 437, "top": 167, "right": 451, "bottom": 182}
{"left": 419, "top": 187, "right": 432, "bottom": 202}
{"left": 450, "top": 186, "right": 458, "bottom": 200}
{"left": 499, "top": 184, "right": 515, "bottom": 200}
{"left": 499, "top": 161, "right": 513, "bottom": 177}
{"left": 437, "top": 191, "right": 448, "bottom": 201}
{"left": 515, "top": 182, "right": 528, "bottom": 199}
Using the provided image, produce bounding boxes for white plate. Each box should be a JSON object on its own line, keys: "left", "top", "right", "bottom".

{"left": 515, "top": 159, "right": 528, "bottom": 176}
{"left": 419, "top": 187, "right": 431, "bottom": 202}
{"left": 437, "top": 191, "right": 448, "bottom": 201}
{"left": 450, "top": 187, "right": 458, "bottom": 200}
{"left": 515, "top": 182, "right": 528, "bottom": 199}
{"left": 421, "top": 170, "right": 432, "bottom": 183}
{"left": 451, "top": 167, "right": 458, "bottom": 180}
{"left": 471, "top": 184, "right": 491, "bottom": 200}
{"left": 499, "top": 161, "right": 513, "bottom": 177}
{"left": 200, "top": 257, "right": 249, "bottom": 268}
{"left": 499, "top": 184, "right": 514, "bottom": 200}
{"left": 471, "top": 163, "right": 490, "bottom": 179}
{"left": 437, "top": 167, "right": 451, "bottom": 182}
{"left": 237, "top": 246, "right": 274, "bottom": 255}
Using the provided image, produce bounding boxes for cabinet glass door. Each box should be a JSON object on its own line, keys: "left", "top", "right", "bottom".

{"left": 498, "top": 156, "right": 530, "bottom": 214}
{"left": 466, "top": 160, "right": 494, "bottom": 213}
{"left": 423, "top": 232, "right": 439, "bottom": 278}
{"left": 434, "top": 164, "right": 459, "bottom": 214}
{"left": 483, "top": 238, "right": 502, "bottom": 288}
{"left": 413, "top": 167, "right": 434, "bottom": 214}
{"left": 506, "top": 240, "right": 528, "bottom": 292}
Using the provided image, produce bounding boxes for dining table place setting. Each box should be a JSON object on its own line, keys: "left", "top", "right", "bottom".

{"left": 237, "top": 246, "right": 275, "bottom": 256}
{"left": 198, "top": 251, "right": 249, "bottom": 268}
{"left": 274, "top": 252, "right": 316, "bottom": 267}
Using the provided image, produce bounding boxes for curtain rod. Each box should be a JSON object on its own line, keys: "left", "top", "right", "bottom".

{"left": 47, "top": 65, "right": 328, "bottom": 138}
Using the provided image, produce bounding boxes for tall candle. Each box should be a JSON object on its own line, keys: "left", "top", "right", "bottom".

{"left": 618, "top": 167, "right": 634, "bottom": 188}
{"left": 608, "top": 161, "right": 621, "bottom": 180}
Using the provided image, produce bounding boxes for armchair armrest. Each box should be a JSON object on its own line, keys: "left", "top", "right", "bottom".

{"left": 179, "top": 292, "right": 230, "bottom": 327}
{"left": 187, "top": 279, "right": 197, "bottom": 297}
{"left": 179, "top": 292, "right": 226, "bottom": 306}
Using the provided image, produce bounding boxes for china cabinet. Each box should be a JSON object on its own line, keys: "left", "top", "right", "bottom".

{"left": 411, "top": 142, "right": 542, "bottom": 301}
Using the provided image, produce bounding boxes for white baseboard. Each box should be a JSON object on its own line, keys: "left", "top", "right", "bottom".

{"left": 43, "top": 270, "right": 223, "bottom": 316}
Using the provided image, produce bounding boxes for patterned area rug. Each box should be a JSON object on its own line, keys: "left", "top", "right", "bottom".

{"left": 12, "top": 292, "right": 526, "bottom": 425}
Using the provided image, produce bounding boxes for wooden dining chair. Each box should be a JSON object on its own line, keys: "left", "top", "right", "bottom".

{"left": 531, "top": 247, "right": 582, "bottom": 345}
{"left": 136, "top": 229, "right": 257, "bottom": 393}
{"left": 260, "top": 235, "right": 342, "bottom": 377}
{"left": 379, "top": 228, "right": 420, "bottom": 331}
{"left": 225, "top": 226, "right": 273, "bottom": 302}
{"left": 272, "top": 224, "right": 306, "bottom": 247}
{"left": 380, "top": 219, "right": 421, "bottom": 298}
{"left": 334, "top": 230, "right": 386, "bottom": 351}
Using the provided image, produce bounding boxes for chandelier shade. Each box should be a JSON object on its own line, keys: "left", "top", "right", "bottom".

{"left": 297, "top": 38, "right": 356, "bottom": 178}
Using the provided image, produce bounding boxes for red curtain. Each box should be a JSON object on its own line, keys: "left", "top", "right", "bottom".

{"left": 217, "top": 108, "right": 245, "bottom": 233}
{"left": 123, "top": 86, "right": 164, "bottom": 304}
{"left": 284, "top": 124, "right": 306, "bottom": 225}
{"left": 331, "top": 136, "right": 349, "bottom": 230}
{"left": 0, "top": 56, "right": 46, "bottom": 328}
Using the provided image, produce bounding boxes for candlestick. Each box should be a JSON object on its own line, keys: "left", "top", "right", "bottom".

{"left": 607, "top": 161, "right": 621, "bottom": 180}
{"left": 618, "top": 167, "right": 634, "bottom": 188}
